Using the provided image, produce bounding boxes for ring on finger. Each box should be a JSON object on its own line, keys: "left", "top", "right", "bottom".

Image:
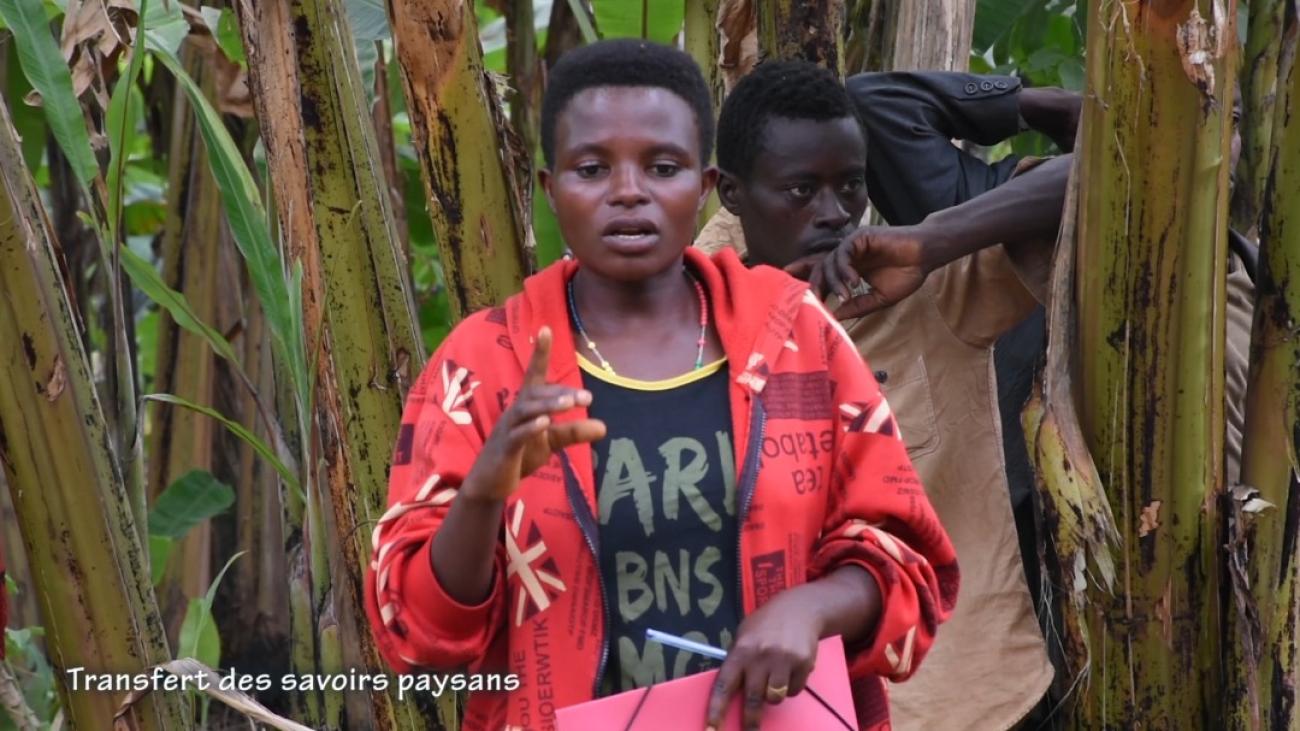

{"left": 765, "top": 684, "right": 788, "bottom": 703}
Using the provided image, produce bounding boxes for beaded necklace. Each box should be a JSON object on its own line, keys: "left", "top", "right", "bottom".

{"left": 566, "top": 270, "right": 709, "bottom": 375}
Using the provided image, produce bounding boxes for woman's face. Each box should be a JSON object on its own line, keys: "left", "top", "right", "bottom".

{"left": 541, "top": 86, "right": 717, "bottom": 283}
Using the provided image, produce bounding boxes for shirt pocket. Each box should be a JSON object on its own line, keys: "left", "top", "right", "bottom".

{"left": 879, "top": 355, "right": 940, "bottom": 460}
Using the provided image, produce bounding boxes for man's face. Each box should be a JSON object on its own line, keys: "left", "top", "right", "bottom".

{"left": 719, "top": 116, "right": 869, "bottom": 269}
{"left": 540, "top": 87, "right": 716, "bottom": 282}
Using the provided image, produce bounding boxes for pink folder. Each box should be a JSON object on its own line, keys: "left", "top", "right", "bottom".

{"left": 556, "top": 636, "right": 857, "bottom": 730}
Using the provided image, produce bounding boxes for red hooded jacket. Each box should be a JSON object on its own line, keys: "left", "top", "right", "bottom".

{"left": 365, "top": 248, "right": 959, "bottom": 730}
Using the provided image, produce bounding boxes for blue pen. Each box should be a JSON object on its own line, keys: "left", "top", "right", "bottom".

{"left": 644, "top": 629, "right": 729, "bottom": 660}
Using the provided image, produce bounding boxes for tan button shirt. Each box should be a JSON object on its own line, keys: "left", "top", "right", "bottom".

{"left": 845, "top": 247, "right": 1054, "bottom": 731}
{"left": 696, "top": 208, "right": 1053, "bottom": 730}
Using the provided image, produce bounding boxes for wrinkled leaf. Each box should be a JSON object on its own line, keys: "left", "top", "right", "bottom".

{"left": 0, "top": 0, "right": 98, "bottom": 186}
{"left": 147, "top": 469, "right": 236, "bottom": 540}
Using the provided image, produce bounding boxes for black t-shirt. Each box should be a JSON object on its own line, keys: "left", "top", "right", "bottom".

{"left": 580, "top": 355, "right": 741, "bottom": 696}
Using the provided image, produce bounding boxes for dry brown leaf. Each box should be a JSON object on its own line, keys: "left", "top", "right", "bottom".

{"left": 115, "top": 658, "right": 313, "bottom": 731}
{"left": 58, "top": 0, "right": 136, "bottom": 102}
{"left": 187, "top": 35, "right": 255, "bottom": 119}
{"left": 1175, "top": 4, "right": 1225, "bottom": 105}
{"left": 1138, "top": 499, "right": 1162, "bottom": 537}
{"left": 179, "top": 4, "right": 214, "bottom": 34}
{"left": 717, "top": 0, "right": 757, "bottom": 92}
{"left": 214, "top": 56, "right": 253, "bottom": 118}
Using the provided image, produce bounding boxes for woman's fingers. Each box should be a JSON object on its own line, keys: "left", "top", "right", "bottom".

{"left": 507, "top": 388, "right": 592, "bottom": 426}
{"left": 706, "top": 656, "right": 775, "bottom": 731}
{"left": 520, "top": 383, "right": 590, "bottom": 402}
{"left": 788, "top": 658, "right": 813, "bottom": 699}
{"left": 705, "top": 659, "right": 742, "bottom": 731}
{"left": 524, "top": 326, "right": 553, "bottom": 387}
{"left": 507, "top": 414, "right": 551, "bottom": 445}
{"left": 546, "top": 419, "right": 607, "bottom": 449}
{"left": 740, "top": 664, "right": 771, "bottom": 731}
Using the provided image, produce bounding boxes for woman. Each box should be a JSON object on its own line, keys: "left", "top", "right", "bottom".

{"left": 365, "top": 39, "right": 957, "bottom": 731}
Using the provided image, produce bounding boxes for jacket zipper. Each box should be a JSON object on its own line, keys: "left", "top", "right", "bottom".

{"left": 556, "top": 452, "right": 611, "bottom": 697}
{"left": 587, "top": 526, "right": 611, "bottom": 697}
{"left": 735, "top": 398, "right": 767, "bottom": 611}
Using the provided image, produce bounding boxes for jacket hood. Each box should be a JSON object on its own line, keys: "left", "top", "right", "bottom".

{"left": 502, "top": 247, "right": 811, "bottom": 393}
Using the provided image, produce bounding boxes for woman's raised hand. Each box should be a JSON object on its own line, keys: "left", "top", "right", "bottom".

{"left": 462, "top": 327, "right": 607, "bottom": 502}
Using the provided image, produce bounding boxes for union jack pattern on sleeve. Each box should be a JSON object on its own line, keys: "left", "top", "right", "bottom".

{"left": 439, "top": 359, "right": 480, "bottom": 426}
{"left": 839, "top": 397, "right": 902, "bottom": 439}
{"left": 504, "top": 500, "right": 567, "bottom": 627}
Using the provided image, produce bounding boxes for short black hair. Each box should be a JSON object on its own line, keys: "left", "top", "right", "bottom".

{"left": 541, "top": 39, "right": 715, "bottom": 168}
{"left": 716, "top": 60, "right": 862, "bottom": 179}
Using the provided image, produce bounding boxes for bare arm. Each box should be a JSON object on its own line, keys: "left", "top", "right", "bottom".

{"left": 1019, "top": 87, "right": 1083, "bottom": 152}
{"left": 917, "top": 153, "right": 1072, "bottom": 273}
{"left": 793, "top": 154, "right": 1072, "bottom": 318}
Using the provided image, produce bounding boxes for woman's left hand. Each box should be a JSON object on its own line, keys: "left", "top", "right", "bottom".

{"left": 704, "top": 586, "right": 821, "bottom": 731}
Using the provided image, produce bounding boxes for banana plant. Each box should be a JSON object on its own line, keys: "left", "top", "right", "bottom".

{"left": 1064, "top": 1, "right": 1235, "bottom": 726}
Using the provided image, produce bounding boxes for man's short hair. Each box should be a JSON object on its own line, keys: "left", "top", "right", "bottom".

{"left": 540, "top": 39, "right": 715, "bottom": 168}
{"left": 716, "top": 60, "right": 862, "bottom": 179}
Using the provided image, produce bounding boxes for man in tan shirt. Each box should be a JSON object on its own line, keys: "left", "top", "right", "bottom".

{"left": 699, "top": 61, "right": 1253, "bottom": 730}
